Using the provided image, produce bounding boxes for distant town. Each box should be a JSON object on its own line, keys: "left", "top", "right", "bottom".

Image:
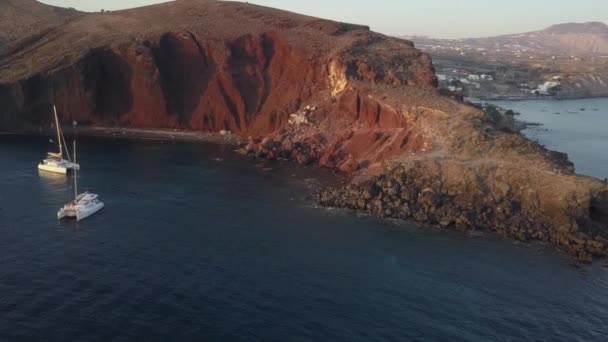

{"left": 407, "top": 22, "right": 608, "bottom": 100}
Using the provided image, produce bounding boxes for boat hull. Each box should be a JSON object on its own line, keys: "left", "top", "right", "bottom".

{"left": 57, "top": 198, "right": 104, "bottom": 221}
{"left": 38, "top": 159, "right": 79, "bottom": 175}
{"left": 38, "top": 163, "right": 68, "bottom": 174}
{"left": 57, "top": 208, "right": 69, "bottom": 220}
{"left": 77, "top": 202, "right": 104, "bottom": 221}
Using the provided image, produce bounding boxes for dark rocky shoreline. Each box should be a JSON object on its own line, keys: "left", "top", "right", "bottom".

{"left": 237, "top": 102, "right": 608, "bottom": 263}
{"left": 4, "top": 126, "right": 607, "bottom": 263}
{"left": 312, "top": 163, "right": 608, "bottom": 263}
{"left": 474, "top": 94, "right": 608, "bottom": 102}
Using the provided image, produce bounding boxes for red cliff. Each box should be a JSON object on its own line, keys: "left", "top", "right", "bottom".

{"left": 0, "top": 0, "right": 435, "bottom": 133}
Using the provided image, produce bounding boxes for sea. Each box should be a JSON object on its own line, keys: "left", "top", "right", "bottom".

{"left": 0, "top": 98, "right": 607, "bottom": 341}
{"left": 492, "top": 98, "right": 608, "bottom": 179}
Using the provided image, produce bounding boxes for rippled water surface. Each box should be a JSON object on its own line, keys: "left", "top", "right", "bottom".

{"left": 492, "top": 97, "right": 608, "bottom": 179}
{"left": 1, "top": 128, "right": 607, "bottom": 340}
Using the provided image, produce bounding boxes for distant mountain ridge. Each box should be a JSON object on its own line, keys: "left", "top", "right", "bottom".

{"left": 544, "top": 22, "right": 608, "bottom": 35}
{"left": 411, "top": 22, "right": 608, "bottom": 56}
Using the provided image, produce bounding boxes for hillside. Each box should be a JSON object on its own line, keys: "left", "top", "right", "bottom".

{"left": 0, "top": 0, "right": 607, "bottom": 260}
{"left": 471, "top": 22, "right": 608, "bottom": 56}
{"left": 0, "top": 0, "right": 81, "bottom": 49}
{"left": 0, "top": 0, "right": 436, "bottom": 132}
{"left": 525, "top": 22, "right": 608, "bottom": 55}
{"left": 412, "top": 22, "right": 608, "bottom": 56}
{"left": 410, "top": 22, "right": 608, "bottom": 99}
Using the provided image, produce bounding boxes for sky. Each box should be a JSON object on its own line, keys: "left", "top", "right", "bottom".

{"left": 40, "top": 0, "right": 608, "bottom": 38}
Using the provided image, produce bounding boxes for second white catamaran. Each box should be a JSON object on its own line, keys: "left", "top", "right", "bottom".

{"left": 58, "top": 141, "right": 104, "bottom": 221}
{"left": 38, "top": 105, "right": 80, "bottom": 174}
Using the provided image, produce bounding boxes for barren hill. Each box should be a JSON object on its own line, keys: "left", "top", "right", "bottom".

{"left": 0, "top": 0, "right": 81, "bottom": 49}
{"left": 412, "top": 22, "right": 608, "bottom": 56}
{"left": 0, "top": 0, "right": 607, "bottom": 260}
{"left": 475, "top": 22, "right": 608, "bottom": 56}
{"left": 410, "top": 22, "right": 608, "bottom": 99}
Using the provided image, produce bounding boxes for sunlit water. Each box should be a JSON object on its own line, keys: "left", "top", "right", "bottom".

{"left": 492, "top": 98, "right": 608, "bottom": 179}
{"left": 1, "top": 130, "right": 607, "bottom": 340}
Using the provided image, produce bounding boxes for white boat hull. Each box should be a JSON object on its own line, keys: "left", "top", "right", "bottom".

{"left": 58, "top": 192, "right": 104, "bottom": 221}
{"left": 38, "top": 163, "right": 68, "bottom": 174}
{"left": 40, "top": 105, "right": 80, "bottom": 175}
{"left": 77, "top": 201, "right": 104, "bottom": 221}
{"left": 38, "top": 159, "right": 80, "bottom": 175}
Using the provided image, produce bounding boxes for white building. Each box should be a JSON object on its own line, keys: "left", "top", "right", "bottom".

{"left": 535, "top": 81, "right": 561, "bottom": 95}
{"left": 447, "top": 86, "right": 463, "bottom": 92}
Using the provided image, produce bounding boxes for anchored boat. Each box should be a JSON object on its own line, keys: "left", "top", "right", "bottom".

{"left": 57, "top": 141, "right": 104, "bottom": 221}
{"left": 38, "top": 106, "right": 80, "bottom": 174}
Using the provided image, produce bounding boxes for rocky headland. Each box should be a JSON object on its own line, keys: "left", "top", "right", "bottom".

{"left": 1, "top": 0, "right": 607, "bottom": 261}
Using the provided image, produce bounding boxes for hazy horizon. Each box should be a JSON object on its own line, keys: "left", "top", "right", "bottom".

{"left": 39, "top": 0, "right": 608, "bottom": 38}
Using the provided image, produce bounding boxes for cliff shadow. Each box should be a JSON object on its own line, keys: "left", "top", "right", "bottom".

{"left": 81, "top": 48, "right": 133, "bottom": 121}
{"left": 0, "top": 83, "right": 22, "bottom": 130}
{"left": 227, "top": 33, "right": 276, "bottom": 127}
{"left": 20, "top": 75, "right": 53, "bottom": 127}
{"left": 152, "top": 32, "right": 215, "bottom": 125}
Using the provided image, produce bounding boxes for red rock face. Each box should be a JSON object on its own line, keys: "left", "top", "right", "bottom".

{"left": 1, "top": 32, "right": 331, "bottom": 134}
{"left": 0, "top": 0, "right": 438, "bottom": 168}
{"left": 1, "top": 23, "right": 437, "bottom": 169}
{"left": 244, "top": 83, "right": 437, "bottom": 173}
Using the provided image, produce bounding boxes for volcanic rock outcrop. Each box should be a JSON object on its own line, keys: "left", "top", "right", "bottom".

{"left": 1, "top": 0, "right": 607, "bottom": 260}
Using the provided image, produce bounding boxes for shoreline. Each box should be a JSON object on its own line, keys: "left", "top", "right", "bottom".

{"left": 1, "top": 127, "right": 245, "bottom": 145}
{"left": 4, "top": 126, "right": 607, "bottom": 263}
{"left": 470, "top": 95, "right": 608, "bottom": 102}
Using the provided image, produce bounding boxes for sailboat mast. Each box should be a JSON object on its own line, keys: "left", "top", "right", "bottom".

{"left": 73, "top": 140, "right": 78, "bottom": 200}
{"left": 53, "top": 105, "right": 63, "bottom": 158}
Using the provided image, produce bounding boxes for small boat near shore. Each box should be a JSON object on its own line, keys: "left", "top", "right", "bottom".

{"left": 58, "top": 141, "right": 103, "bottom": 221}
{"left": 38, "top": 106, "right": 80, "bottom": 174}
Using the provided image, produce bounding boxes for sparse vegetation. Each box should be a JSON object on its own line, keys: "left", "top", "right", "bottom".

{"left": 484, "top": 104, "right": 522, "bottom": 132}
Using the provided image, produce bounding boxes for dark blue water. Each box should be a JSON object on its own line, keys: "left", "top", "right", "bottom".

{"left": 1, "top": 134, "right": 608, "bottom": 341}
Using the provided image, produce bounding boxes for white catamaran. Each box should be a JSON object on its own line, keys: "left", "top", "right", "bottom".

{"left": 58, "top": 141, "right": 104, "bottom": 221}
{"left": 38, "top": 105, "right": 80, "bottom": 174}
